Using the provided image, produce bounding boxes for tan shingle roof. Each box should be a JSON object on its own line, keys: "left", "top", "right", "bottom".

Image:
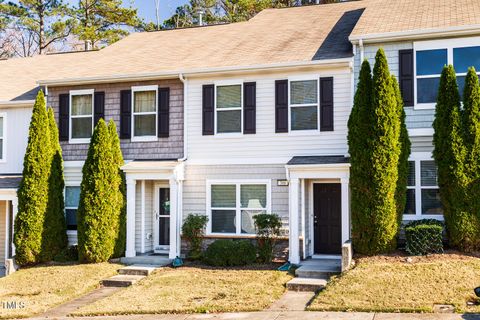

{"left": 350, "top": 0, "right": 480, "bottom": 40}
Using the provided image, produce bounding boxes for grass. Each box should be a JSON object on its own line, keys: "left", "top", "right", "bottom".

{"left": 0, "top": 262, "right": 121, "bottom": 319}
{"left": 309, "top": 252, "right": 480, "bottom": 313}
{"left": 73, "top": 263, "right": 292, "bottom": 316}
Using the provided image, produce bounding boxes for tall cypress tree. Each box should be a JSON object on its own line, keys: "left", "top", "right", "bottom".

{"left": 368, "top": 48, "right": 401, "bottom": 253}
{"left": 460, "top": 67, "right": 480, "bottom": 250}
{"left": 109, "top": 120, "right": 126, "bottom": 258}
{"left": 41, "top": 108, "right": 68, "bottom": 261}
{"left": 14, "top": 90, "right": 51, "bottom": 265}
{"left": 77, "top": 119, "right": 120, "bottom": 262}
{"left": 392, "top": 76, "right": 411, "bottom": 225}
{"left": 348, "top": 60, "right": 374, "bottom": 253}
{"left": 433, "top": 65, "right": 471, "bottom": 250}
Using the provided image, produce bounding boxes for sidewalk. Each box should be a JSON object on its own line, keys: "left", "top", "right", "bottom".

{"left": 30, "top": 311, "right": 480, "bottom": 320}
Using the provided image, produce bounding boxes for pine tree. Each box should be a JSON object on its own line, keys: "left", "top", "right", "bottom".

{"left": 108, "top": 120, "right": 126, "bottom": 258}
{"left": 41, "top": 108, "right": 68, "bottom": 261}
{"left": 368, "top": 48, "right": 401, "bottom": 253}
{"left": 460, "top": 67, "right": 480, "bottom": 250}
{"left": 392, "top": 76, "right": 411, "bottom": 225}
{"left": 77, "top": 119, "right": 120, "bottom": 262}
{"left": 433, "top": 65, "right": 471, "bottom": 250}
{"left": 348, "top": 60, "right": 374, "bottom": 253}
{"left": 14, "top": 90, "right": 51, "bottom": 265}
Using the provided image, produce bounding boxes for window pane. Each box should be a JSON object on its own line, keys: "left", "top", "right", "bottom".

{"left": 407, "top": 161, "right": 415, "bottom": 186}
{"left": 65, "top": 186, "right": 81, "bottom": 208}
{"left": 241, "top": 210, "right": 265, "bottom": 234}
{"left": 72, "top": 117, "right": 92, "bottom": 139}
{"left": 0, "top": 139, "right": 3, "bottom": 159}
{"left": 211, "top": 185, "right": 236, "bottom": 207}
{"left": 72, "top": 95, "right": 92, "bottom": 116}
{"left": 291, "top": 80, "right": 318, "bottom": 105}
{"left": 416, "top": 49, "right": 447, "bottom": 76}
{"left": 291, "top": 106, "right": 318, "bottom": 130}
{"left": 212, "top": 210, "right": 236, "bottom": 233}
{"left": 66, "top": 209, "right": 77, "bottom": 230}
{"left": 217, "top": 85, "right": 241, "bottom": 109}
{"left": 0, "top": 117, "right": 4, "bottom": 138}
{"left": 241, "top": 185, "right": 267, "bottom": 208}
{"left": 421, "top": 161, "right": 438, "bottom": 186}
{"left": 417, "top": 77, "right": 441, "bottom": 104}
{"left": 422, "top": 189, "right": 443, "bottom": 215}
{"left": 217, "top": 110, "right": 241, "bottom": 133}
{"left": 134, "top": 91, "right": 156, "bottom": 113}
{"left": 457, "top": 75, "right": 480, "bottom": 100}
{"left": 134, "top": 114, "right": 156, "bottom": 136}
{"left": 453, "top": 46, "right": 480, "bottom": 73}
{"left": 405, "top": 189, "right": 416, "bottom": 215}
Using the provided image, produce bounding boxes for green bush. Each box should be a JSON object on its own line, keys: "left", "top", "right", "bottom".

{"left": 253, "top": 213, "right": 282, "bottom": 263}
{"left": 405, "top": 220, "right": 444, "bottom": 256}
{"left": 54, "top": 245, "right": 79, "bottom": 262}
{"left": 182, "top": 214, "right": 208, "bottom": 260}
{"left": 203, "top": 240, "right": 256, "bottom": 266}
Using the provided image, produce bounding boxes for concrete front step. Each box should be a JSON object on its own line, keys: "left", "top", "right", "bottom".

{"left": 286, "top": 277, "right": 328, "bottom": 292}
{"left": 295, "top": 259, "right": 341, "bottom": 278}
{"left": 102, "top": 274, "right": 145, "bottom": 287}
{"left": 120, "top": 255, "right": 171, "bottom": 266}
{"left": 118, "top": 265, "right": 159, "bottom": 276}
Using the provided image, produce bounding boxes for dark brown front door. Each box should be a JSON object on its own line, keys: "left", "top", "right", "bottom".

{"left": 313, "top": 183, "right": 341, "bottom": 255}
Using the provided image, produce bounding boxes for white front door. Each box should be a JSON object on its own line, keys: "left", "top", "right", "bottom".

{"left": 153, "top": 185, "right": 170, "bottom": 254}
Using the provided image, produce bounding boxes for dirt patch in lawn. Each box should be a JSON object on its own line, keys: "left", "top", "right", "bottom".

{"left": 72, "top": 263, "right": 293, "bottom": 316}
{"left": 309, "top": 252, "right": 480, "bottom": 313}
{"left": 0, "top": 262, "right": 121, "bottom": 319}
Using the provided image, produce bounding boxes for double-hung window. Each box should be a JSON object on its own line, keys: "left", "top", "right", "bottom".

{"left": 216, "top": 84, "right": 242, "bottom": 134}
{"left": 415, "top": 38, "right": 480, "bottom": 108}
{"left": 0, "top": 114, "right": 6, "bottom": 161}
{"left": 290, "top": 80, "right": 319, "bottom": 131}
{"left": 404, "top": 155, "right": 443, "bottom": 219}
{"left": 70, "top": 90, "right": 94, "bottom": 142}
{"left": 132, "top": 86, "right": 157, "bottom": 140}
{"left": 208, "top": 181, "right": 271, "bottom": 235}
{"left": 65, "top": 186, "right": 81, "bottom": 231}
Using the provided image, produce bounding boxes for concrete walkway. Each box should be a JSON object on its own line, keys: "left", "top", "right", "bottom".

{"left": 29, "top": 311, "right": 480, "bottom": 320}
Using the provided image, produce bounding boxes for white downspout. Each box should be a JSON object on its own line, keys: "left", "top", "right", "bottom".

{"left": 178, "top": 73, "right": 187, "bottom": 162}
{"left": 359, "top": 38, "right": 365, "bottom": 62}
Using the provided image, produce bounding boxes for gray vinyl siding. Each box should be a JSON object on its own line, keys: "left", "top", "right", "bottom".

{"left": 0, "top": 201, "right": 6, "bottom": 267}
{"left": 48, "top": 79, "right": 184, "bottom": 161}
{"left": 354, "top": 41, "right": 435, "bottom": 130}
{"left": 135, "top": 180, "right": 155, "bottom": 253}
{"left": 183, "top": 164, "right": 289, "bottom": 229}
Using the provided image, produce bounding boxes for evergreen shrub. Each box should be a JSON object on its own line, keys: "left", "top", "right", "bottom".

{"left": 203, "top": 240, "right": 256, "bottom": 266}
{"left": 405, "top": 220, "right": 444, "bottom": 256}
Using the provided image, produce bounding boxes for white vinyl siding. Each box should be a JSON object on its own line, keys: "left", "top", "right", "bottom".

{"left": 187, "top": 69, "right": 351, "bottom": 163}
{"left": 0, "top": 107, "right": 31, "bottom": 173}
{"left": 135, "top": 180, "right": 154, "bottom": 253}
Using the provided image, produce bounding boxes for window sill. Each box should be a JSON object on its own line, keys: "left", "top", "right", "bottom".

{"left": 131, "top": 136, "right": 158, "bottom": 142}
{"left": 402, "top": 214, "right": 444, "bottom": 221}
{"left": 69, "top": 139, "right": 91, "bottom": 144}
{"left": 205, "top": 233, "right": 257, "bottom": 238}
{"left": 414, "top": 103, "right": 436, "bottom": 110}
{"left": 288, "top": 129, "right": 321, "bottom": 136}
{"left": 213, "top": 132, "right": 243, "bottom": 138}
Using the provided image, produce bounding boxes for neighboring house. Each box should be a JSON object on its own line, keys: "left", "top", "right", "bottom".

{"left": 1, "top": 0, "right": 480, "bottom": 271}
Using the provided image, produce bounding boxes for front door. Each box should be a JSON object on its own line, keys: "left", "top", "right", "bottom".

{"left": 154, "top": 187, "right": 170, "bottom": 253}
{"left": 313, "top": 183, "right": 341, "bottom": 255}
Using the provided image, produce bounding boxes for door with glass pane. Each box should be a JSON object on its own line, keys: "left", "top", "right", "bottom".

{"left": 154, "top": 186, "right": 170, "bottom": 253}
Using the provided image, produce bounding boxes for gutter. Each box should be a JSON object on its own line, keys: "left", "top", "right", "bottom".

{"left": 0, "top": 100, "right": 35, "bottom": 108}
{"left": 349, "top": 24, "right": 480, "bottom": 45}
{"left": 37, "top": 58, "right": 353, "bottom": 87}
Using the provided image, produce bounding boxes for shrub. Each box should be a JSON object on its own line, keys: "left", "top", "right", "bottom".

{"left": 182, "top": 214, "right": 208, "bottom": 260}
{"left": 54, "top": 245, "right": 79, "bottom": 262}
{"left": 253, "top": 213, "right": 282, "bottom": 263}
{"left": 203, "top": 240, "right": 256, "bottom": 266}
{"left": 405, "top": 220, "right": 444, "bottom": 256}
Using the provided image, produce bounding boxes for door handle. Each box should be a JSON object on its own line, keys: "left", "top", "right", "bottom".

{"left": 154, "top": 210, "right": 159, "bottom": 220}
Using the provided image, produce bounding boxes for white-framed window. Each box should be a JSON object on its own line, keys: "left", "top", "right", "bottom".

{"left": 404, "top": 153, "right": 443, "bottom": 220}
{"left": 215, "top": 83, "right": 243, "bottom": 134}
{"left": 289, "top": 79, "right": 319, "bottom": 131}
{"left": 132, "top": 85, "right": 158, "bottom": 141}
{"left": 206, "top": 180, "right": 271, "bottom": 235}
{"left": 65, "top": 186, "right": 81, "bottom": 231}
{"left": 70, "top": 89, "right": 94, "bottom": 143}
{"left": 414, "top": 37, "right": 480, "bottom": 109}
{"left": 0, "top": 113, "right": 7, "bottom": 162}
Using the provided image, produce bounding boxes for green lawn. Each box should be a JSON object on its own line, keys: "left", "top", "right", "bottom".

{"left": 0, "top": 262, "right": 121, "bottom": 319}
{"left": 73, "top": 264, "right": 292, "bottom": 316}
{"left": 309, "top": 253, "right": 480, "bottom": 313}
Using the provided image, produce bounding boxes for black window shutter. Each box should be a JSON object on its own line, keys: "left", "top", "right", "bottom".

{"left": 320, "top": 77, "right": 334, "bottom": 132}
{"left": 59, "top": 93, "right": 69, "bottom": 141}
{"left": 202, "top": 84, "right": 214, "bottom": 135}
{"left": 399, "top": 49, "right": 414, "bottom": 107}
{"left": 120, "top": 90, "right": 132, "bottom": 139}
{"left": 275, "top": 80, "right": 288, "bottom": 133}
{"left": 158, "top": 87, "right": 170, "bottom": 138}
{"left": 94, "top": 91, "right": 105, "bottom": 127}
{"left": 243, "top": 82, "right": 256, "bottom": 134}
